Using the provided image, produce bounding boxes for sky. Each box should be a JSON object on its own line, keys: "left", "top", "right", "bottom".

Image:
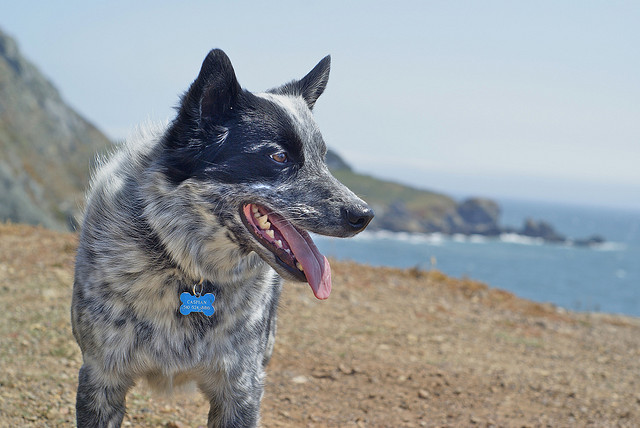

{"left": 2, "top": 1, "right": 639, "bottom": 210}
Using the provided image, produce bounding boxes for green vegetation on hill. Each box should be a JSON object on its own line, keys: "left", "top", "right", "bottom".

{"left": 330, "top": 168, "right": 457, "bottom": 223}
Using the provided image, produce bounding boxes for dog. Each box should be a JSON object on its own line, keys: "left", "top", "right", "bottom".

{"left": 71, "top": 49, "right": 373, "bottom": 427}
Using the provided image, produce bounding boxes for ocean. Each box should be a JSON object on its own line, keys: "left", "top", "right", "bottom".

{"left": 314, "top": 199, "right": 640, "bottom": 317}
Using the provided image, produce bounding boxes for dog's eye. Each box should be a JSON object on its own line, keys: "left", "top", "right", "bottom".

{"left": 270, "top": 152, "right": 288, "bottom": 164}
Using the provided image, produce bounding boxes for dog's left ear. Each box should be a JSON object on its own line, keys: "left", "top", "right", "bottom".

{"left": 271, "top": 55, "right": 331, "bottom": 110}
{"left": 198, "top": 49, "right": 242, "bottom": 122}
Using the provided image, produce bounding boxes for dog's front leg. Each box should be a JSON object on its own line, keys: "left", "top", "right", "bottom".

{"left": 76, "top": 363, "right": 133, "bottom": 428}
{"left": 200, "top": 364, "right": 265, "bottom": 428}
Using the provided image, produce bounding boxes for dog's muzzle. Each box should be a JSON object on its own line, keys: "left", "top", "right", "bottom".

{"left": 240, "top": 201, "right": 374, "bottom": 300}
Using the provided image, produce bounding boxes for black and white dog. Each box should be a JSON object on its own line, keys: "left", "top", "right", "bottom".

{"left": 71, "top": 49, "right": 373, "bottom": 427}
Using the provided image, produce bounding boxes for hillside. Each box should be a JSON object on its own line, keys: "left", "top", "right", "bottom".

{"left": 1, "top": 222, "right": 639, "bottom": 426}
{"left": 0, "top": 29, "right": 111, "bottom": 230}
{"left": 331, "top": 169, "right": 457, "bottom": 231}
{"left": 331, "top": 168, "right": 503, "bottom": 235}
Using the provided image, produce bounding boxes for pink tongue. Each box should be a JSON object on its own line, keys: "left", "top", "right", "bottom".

{"left": 268, "top": 216, "right": 331, "bottom": 300}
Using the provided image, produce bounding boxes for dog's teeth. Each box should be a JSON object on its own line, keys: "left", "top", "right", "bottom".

{"left": 254, "top": 212, "right": 261, "bottom": 218}
{"left": 285, "top": 249, "right": 290, "bottom": 254}
{"left": 257, "top": 215, "right": 270, "bottom": 229}
{"left": 266, "top": 229, "right": 275, "bottom": 239}
{"left": 251, "top": 206, "right": 259, "bottom": 214}
{"left": 296, "top": 262, "right": 304, "bottom": 271}
{"left": 275, "top": 240, "right": 282, "bottom": 248}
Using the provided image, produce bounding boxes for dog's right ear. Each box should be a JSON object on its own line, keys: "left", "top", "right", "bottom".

{"left": 197, "top": 49, "right": 242, "bottom": 123}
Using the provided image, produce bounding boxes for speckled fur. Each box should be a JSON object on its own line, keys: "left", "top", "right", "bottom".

{"left": 71, "top": 50, "right": 372, "bottom": 428}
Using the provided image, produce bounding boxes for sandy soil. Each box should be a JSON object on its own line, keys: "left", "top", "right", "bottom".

{"left": 1, "top": 223, "right": 639, "bottom": 427}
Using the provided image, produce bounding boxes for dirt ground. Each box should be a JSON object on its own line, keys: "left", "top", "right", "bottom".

{"left": 1, "top": 223, "right": 639, "bottom": 427}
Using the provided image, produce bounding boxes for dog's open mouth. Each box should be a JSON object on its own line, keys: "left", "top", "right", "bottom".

{"left": 241, "top": 203, "right": 331, "bottom": 300}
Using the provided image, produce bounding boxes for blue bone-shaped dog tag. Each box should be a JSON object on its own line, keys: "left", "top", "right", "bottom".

{"left": 179, "top": 292, "right": 215, "bottom": 316}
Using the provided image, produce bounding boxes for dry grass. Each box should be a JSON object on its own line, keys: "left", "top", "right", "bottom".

{"left": 1, "top": 223, "right": 639, "bottom": 427}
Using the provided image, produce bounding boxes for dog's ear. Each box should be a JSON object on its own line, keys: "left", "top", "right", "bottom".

{"left": 193, "top": 49, "right": 242, "bottom": 124}
{"left": 177, "top": 49, "right": 241, "bottom": 127}
{"left": 271, "top": 55, "right": 331, "bottom": 110}
{"left": 298, "top": 55, "right": 331, "bottom": 109}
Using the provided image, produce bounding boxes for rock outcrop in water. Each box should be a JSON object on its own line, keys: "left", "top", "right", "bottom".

{"left": 452, "top": 198, "right": 502, "bottom": 235}
{"left": 520, "top": 219, "right": 566, "bottom": 242}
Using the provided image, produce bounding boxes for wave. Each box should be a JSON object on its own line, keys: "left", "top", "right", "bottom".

{"left": 361, "top": 230, "right": 547, "bottom": 247}
{"left": 498, "top": 233, "right": 545, "bottom": 246}
{"left": 349, "top": 230, "right": 446, "bottom": 245}
{"left": 452, "top": 234, "right": 490, "bottom": 244}
{"left": 316, "top": 230, "right": 627, "bottom": 251}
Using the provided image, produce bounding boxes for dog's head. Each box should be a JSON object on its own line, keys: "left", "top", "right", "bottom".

{"left": 153, "top": 49, "right": 373, "bottom": 299}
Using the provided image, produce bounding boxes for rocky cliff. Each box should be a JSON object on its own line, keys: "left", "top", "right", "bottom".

{"left": 0, "top": 28, "right": 111, "bottom": 230}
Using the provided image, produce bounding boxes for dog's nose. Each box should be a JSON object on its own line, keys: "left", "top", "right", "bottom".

{"left": 343, "top": 206, "right": 374, "bottom": 233}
